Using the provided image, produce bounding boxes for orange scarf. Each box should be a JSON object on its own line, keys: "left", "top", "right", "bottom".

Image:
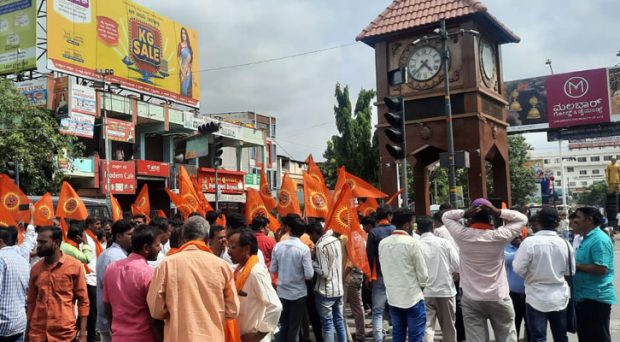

{"left": 234, "top": 255, "right": 259, "bottom": 292}
{"left": 176, "top": 240, "right": 238, "bottom": 342}
{"left": 85, "top": 229, "right": 104, "bottom": 257}
{"left": 166, "top": 247, "right": 179, "bottom": 256}
{"left": 470, "top": 222, "right": 493, "bottom": 230}
{"left": 378, "top": 219, "right": 390, "bottom": 225}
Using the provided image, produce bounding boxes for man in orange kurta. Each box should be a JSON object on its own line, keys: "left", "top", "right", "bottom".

{"left": 147, "top": 216, "right": 239, "bottom": 341}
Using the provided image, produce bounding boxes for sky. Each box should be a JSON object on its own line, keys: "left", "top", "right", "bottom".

{"left": 134, "top": 0, "right": 620, "bottom": 161}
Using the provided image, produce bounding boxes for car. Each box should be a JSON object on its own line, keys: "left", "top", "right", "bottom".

{"left": 28, "top": 195, "right": 111, "bottom": 220}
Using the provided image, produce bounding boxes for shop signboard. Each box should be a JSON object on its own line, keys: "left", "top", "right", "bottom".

{"left": 198, "top": 168, "right": 245, "bottom": 194}
{"left": 47, "top": 0, "right": 201, "bottom": 107}
{"left": 100, "top": 160, "right": 136, "bottom": 194}
{"left": 104, "top": 118, "right": 135, "bottom": 143}
{"left": 136, "top": 160, "right": 169, "bottom": 178}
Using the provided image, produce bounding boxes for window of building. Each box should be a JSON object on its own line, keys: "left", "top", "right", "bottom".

{"left": 579, "top": 170, "right": 587, "bottom": 175}
{"left": 544, "top": 159, "right": 550, "bottom": 164}
{"left": 555, "top": 158, "right": 560, "bottom": 164}
{"left": 581, "top": 181, "right": 588, "bottom": 187}
{"left": 569, "top": 182, "right": 576, "bottom": 187}
{"left": 577, "top": 157, "right": 587, "bottom": 162}
{"left": 604, "top": 155, "right": 612, "bottom": 161}
{"left": 567, "top": 167, "right": 574, "bottom": 172}
{"left": 556, "top": 171, "right": 561, "bottom": 176}
{"left": 592, "top": 169, "right": 600, "bottom": 175}
{"left": 270, "top": 123, "right": 276, "bottom": 138}
{"left": 590, "top": 156, "right": 600, "bottom": 162}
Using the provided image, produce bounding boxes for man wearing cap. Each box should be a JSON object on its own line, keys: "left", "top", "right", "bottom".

{"left": 442, "top": 199, "right": 528, "bottom": 342}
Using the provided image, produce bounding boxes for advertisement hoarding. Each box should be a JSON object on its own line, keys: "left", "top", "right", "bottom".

{"left": 0, "top": 0, "right": 37, "bottom": 75}
{"left": 100, "top": 160, "right": 137, "bottom": 194}
{"left": 15, "top": 77, "right": 48, "bottom": 107}
{"left": 104, "top": 118, "right": 135, "bottom": 143}
{"left": 47, "top": 0, "right": 201, "bottom": 107}
{"left": 59, "top": 83, "right": 97, "bottom": 138}
{"left": 609, "top": 67, "right": 620, "bottom": 121}
{"left": 59, "top": 112, "right": 95, "bottom": 138}
{"left": 505, "top": 76, "right": 549, "bottom": 132}
{"left": 197, "top": 168, "right": 245, "bottom": 194}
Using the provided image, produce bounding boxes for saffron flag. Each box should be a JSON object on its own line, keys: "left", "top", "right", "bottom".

{"left": 0, "top": 174, "right": 31, "bottom": 222}
{"left": 178, "top": 166, "right": 205, "bottom": 215}
{"left": 357, "top": 198, "right": 379, "bottom": 216}
{"left": 215, "top": 213, "right": 227, "bottom": 227}
{"left": 386, "top": 188, "right": 404, "bottom": 206}
{"left": 156, "top": 210, "right": 167, "bottom": 219}
{"left": 277, "top": 173, "right": 301, "bottom": 217}
{"left": 191, "top": 175, "right": 214, "bottom": 212}
{"left": 165, "top": 188, "right": 193, "bottom": 220}
{"left": 306, "top": 154, "right": 327, "bottom": 187}
{"left": 325, "top": 183, "right": 356, "bottom": 235}
{"left": 303, "top": 171, "right": 331, "bottom": 219}
{"left": 334, "top": 167, "right": 387, "bottom": 199}
{"left": 34, "top": 193, "right": 55, "bottom": 226}
{"left": 56, "top": 181, "right": 88, "bottom": 220}
{"left": 132, "top": 184, "right": 150, "bottom": 220}
{"left": 245, "top": 188, "right": 279, "bottom": 231}
{"left": 0, "top": 203, "right": 17, "bottom": 227}
{"left": 110, "top": 193, "right": 123, "bottom": 222}
{"left": 259, "top": 166, "right": 276, "bottom": 212}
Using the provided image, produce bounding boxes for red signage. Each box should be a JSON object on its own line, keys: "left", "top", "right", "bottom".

{"left": 100, "top": 161, "right": 137, "bottom": 194}
{"left": 197, "top": 168, "right": 245, "bottom": 194}
{"left": 136, "top": 160, "right": 170, "bottom": 178}
{"left": 546, "top": 68, "right": 610, "bottom": 128}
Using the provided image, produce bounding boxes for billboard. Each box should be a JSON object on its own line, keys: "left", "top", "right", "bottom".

{"left": 104, "top": 118, "right": 134, "bottom": 143}
{"left": 506, "top": 68, "right": 616, "bottom": 133}
{"left": 47, "top": 0, "right": 200, "bottom": 107}
{"left": 0, "top": 0, "right": 36, "bottom": 75}
{"left": 15, "top": 77, "right": 48, "bottom": 107}
{"left": 59, "top": 83, "right": 96, "bottom": 138}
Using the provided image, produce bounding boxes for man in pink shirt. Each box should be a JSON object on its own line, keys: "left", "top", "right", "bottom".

{"left": 442, "top": 200, "right": 528, "bottom": 342}
{"left": 103, "top": 225, "right": 164, "bottom": 342}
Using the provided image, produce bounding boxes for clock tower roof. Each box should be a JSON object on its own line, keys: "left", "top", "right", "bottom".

{"left": 356, "top": 0, "right": 520, "bottom": 45}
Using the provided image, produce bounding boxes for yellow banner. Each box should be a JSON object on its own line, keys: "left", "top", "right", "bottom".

{"left": 47, "top": 0, "right": 200, "bottom": 107}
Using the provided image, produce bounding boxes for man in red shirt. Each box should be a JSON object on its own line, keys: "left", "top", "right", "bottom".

{"left": 251, "top": 216, "right": 275, "bottom": 267}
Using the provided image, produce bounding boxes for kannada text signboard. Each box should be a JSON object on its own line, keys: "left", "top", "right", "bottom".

{"left": 104, "top": 118, "right": 135, "bottom": 143}
{"left": 0, "top": 0, "right": 36, "bottom": 74}
{"left": 47, "top": 0, "right": 200, "bottom": 107}
{"left": 100, "top": 160, "right": 136, "bottom": 194}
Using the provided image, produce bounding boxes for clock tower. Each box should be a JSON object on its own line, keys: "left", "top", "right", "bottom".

{"left": 357, "top": 0, "right": 520, "bottom": 214}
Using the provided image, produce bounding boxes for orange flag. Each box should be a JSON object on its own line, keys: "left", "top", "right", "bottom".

{"left": 156, "top": 210, "right": 167, "bottom": 219}
{"left": 110, "top": 193, "right": 123, "bottom": 222}
{"left": 34, "top": 192, "right": 55, "bottom": 226}
{"left": 165, "top": 188, "right": 193, "bottom": 220}
{"left": 132, "top": 184, "right": 150, "bottom": 220}
{"left": 334, "top": 167, "right": 388, "bottom": 199}
{"left": 0, "top": 174, "right": 31, "bottom": 222}
{"left": 191, "top": 175, "right": 214, "bottom": 212}
{"left": 215, "top": 213, "right": 227, "bottom": 227}
{"left": 56, "top": 181, "right": 88, "bottom": 220}
{"left": 178, "top": 166, "right": 205, "bottom": 216}
{"left": 303, "top": 171, "right": 331, "bottom": 219}
{"left": 357, "top": 198, "right": 379, "bottom": 216}
{"left": 259, "top": 166, "right": 276, "bottom": 212}
{"left": 306, "top": 154, "right": 327, "bottom": 186}
{"left": 0, "top": 203, "right": 17, "bottom": 227}
{"left": 386, "top": 188, "right": 404, "bottom": 206}
{"left": 245, "top": 188, "right": 279, "bottom": 232}
{"left": 277, "top": 173, "right": 301, "bottom": 217}
{"left": 349, "top": 223, "right": 371, "bottom": 278}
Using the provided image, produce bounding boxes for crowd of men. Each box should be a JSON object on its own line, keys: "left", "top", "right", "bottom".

{"left": 0, "top": 200, "right": 616, "bottom": 342}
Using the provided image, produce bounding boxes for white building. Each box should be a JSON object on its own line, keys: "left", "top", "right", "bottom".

{"left": 530, "top": 146, "right": 619, "bottom": 194}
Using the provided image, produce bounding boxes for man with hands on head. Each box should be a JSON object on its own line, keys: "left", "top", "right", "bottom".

{"left": 442, "top": 199, "right": 528, "bottom": 342}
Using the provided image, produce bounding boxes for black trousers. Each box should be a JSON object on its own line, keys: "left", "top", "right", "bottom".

{"left": 277, "top": 297, "right": 307, "bottom": 342}
{"left": 86, "top": 284, "right": 97, "bottom": 342}
{"left": 455, "top": 283, "right": 466, "bottom": 341}
{"left": 576, "top": 299, "right": 612, "bottom": 342}
{"left": 510, "top": 291, "right": 528, "bottom": 340}
{"left": 0, "top": 333, "right": 23, "bottom": 342}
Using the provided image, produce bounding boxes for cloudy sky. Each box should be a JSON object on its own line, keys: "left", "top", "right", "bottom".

{"left": 135, "top": 0, "right": 620, "bottom": 161}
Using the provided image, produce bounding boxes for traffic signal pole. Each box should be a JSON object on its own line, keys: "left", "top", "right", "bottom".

{"left": 400, "top": 97, "right": 409, "bottom": 208}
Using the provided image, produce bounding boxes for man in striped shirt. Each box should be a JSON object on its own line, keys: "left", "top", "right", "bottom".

{"left": 0, "top": 226, "right": 29, "bottom": 342}
{"left": 308, "top": 221, "right": 345, "bottom": 342}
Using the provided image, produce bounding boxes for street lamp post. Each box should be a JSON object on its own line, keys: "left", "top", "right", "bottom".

{"left": 413, "top": 20, "right": 478, "bottom": 207}
{"left": 96, "top": 69, "right": 115, "bottom": 211}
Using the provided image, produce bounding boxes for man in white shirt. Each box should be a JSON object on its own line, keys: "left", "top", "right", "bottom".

{"left": 418, "top": 216, "right": 459, "bottom": 342}
{"left": 228, "top": 229, "right": 282, "bottom": 342}
{"left": 513, "top": 208, "right": 574, "bottom": 341}
{"left": 84, "top": 216, "right": 103, "bottom": 342}
{"left": 307, "top": 221, "right": 345, "bottom": 342}
{"left": 442, "top": 200, "right": 528, "bottom": 342}
{"left": 379, "top": 208, "right": 428, "bottom": 342}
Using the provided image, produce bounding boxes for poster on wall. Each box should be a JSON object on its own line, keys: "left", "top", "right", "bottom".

{"left": 0, "top": 0, "right": 37, "bottom": 74}
{"left": 46, "top": 0, "right": 201, "bottom": 107}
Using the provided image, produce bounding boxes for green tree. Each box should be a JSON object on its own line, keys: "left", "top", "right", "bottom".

{"left": 507, "top": 134, "right": 537, "bottom": 206}
{"left": 322, "top": 83, "right": 377, "bottom": 186}
{"left": 577, "top": 181, "right": 607, "bottom": 207}
{"left": 0, "top": 78, "right": 81, "bottom": 194}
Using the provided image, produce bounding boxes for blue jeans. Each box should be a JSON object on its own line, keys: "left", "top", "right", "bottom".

{"left": 372, "top": 277, "right": 389, "bottom": 342}
{"left": 525, "top": 304, "right": 568, "bottom": 342}
{"left": 389, "top": 300, "right": 426, "bottom": 342}
{"left": 315, "top": 292, "right": 347, "bottom": 342}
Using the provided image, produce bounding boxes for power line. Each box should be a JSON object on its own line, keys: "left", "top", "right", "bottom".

{"left": 199, "top": 42, "right": 358, "bottom": 72}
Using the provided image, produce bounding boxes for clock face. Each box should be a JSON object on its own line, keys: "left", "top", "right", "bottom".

{"left": 407, "top": 46, "right": 441, "bottom": 81}
{"left": 481, "top": 41, "right": 495, "bottom": 80}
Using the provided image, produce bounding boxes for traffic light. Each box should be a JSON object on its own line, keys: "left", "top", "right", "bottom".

{"left": 383, "top": 96, "right": 405, "bottom": 159}
{"left": 198, "top": 122, "right": 220, "bottom": 134}
{"left": 212, "top": 136, "right": 224, "bottom": 168}
{"left": 5, "top": 160, "right": 18, "bottom": 179}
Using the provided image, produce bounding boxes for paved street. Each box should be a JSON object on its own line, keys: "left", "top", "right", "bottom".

{"left": 338, "top": 236, "right": 620, "bottom": 342}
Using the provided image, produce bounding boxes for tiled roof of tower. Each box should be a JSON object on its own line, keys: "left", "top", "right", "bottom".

{"left": 356, "top": 0, "right": 519, "bottom": 44}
